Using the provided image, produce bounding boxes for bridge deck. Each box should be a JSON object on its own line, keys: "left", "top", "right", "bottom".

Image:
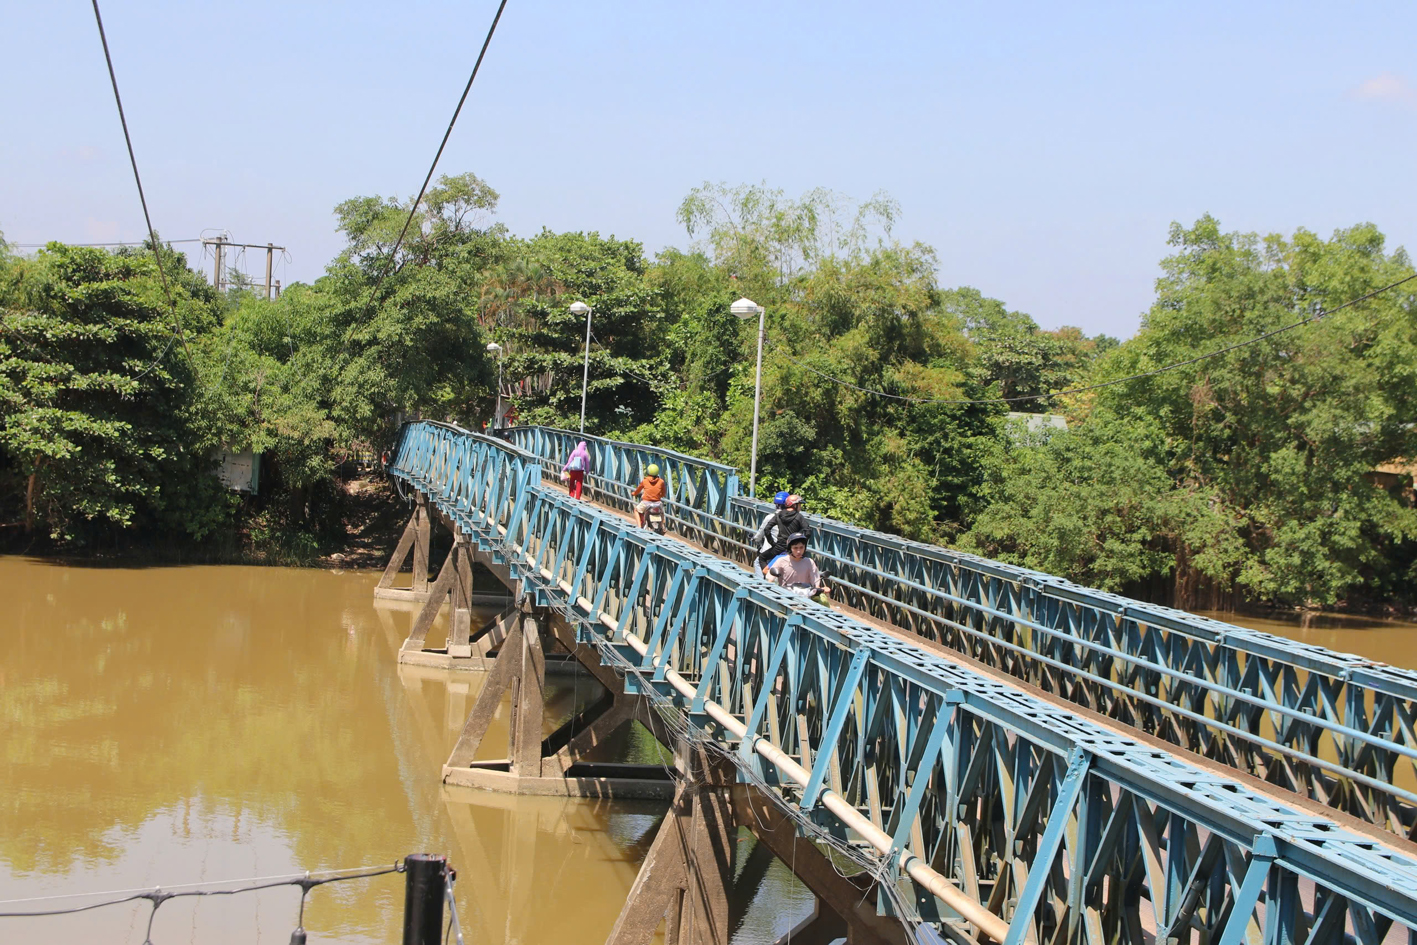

{"left": 540, "top": 470, "right": 1417, "bottom": 864}
{"left": 392, "top": 421, "right": 1417, "bottom": 943}
{"left": 512, "top": 425, "right": 1417, "bottom": 846}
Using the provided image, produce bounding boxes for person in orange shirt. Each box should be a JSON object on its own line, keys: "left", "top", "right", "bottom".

{"left": 632, "top": 463, "right": 667, "bottom": 527}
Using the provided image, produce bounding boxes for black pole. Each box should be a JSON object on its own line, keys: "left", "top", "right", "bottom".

{"left": 402, "top": 854, "right": 447, "bottom": 945}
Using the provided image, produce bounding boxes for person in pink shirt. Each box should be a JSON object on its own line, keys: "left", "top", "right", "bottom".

{"left": 766, "top": 533, "right": 830, "bottom": 600}
{"left": 562, "top": 441, "right": 591, "bottom": 500}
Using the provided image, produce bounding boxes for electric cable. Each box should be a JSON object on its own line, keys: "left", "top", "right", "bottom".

{"left": 10, "top": 239, "right": 202, "bottom": 248}
{"left": 783, "top": 271, "right": 1417, "bottom": 407}
{"left": 89, "top": 0, "right": 195, "bottom": 378}
{"left": 0, "top": 862, "right": 403, "bottom": 918}
{"left": 361, "top": 0, "right": 510, "bottom": 315}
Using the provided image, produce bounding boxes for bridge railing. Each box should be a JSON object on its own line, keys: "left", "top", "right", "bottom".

{"left": 508, "top": 425, "right": 1417, "bottom": 837}
{"left": 391, "top": 421, "right": 542, "bottom": 537}
{"left": 505, "top": 426, "right": 739, "bottom": 517}
{"left": 391, "top": 420, "right": 1417, "bottom": 944}
{"left": 727, "top": 493, "right": 1417, "bottom": 838}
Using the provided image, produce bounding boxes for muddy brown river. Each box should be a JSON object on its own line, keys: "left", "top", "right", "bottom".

{"left": 0, "top": 558, "right": 814, "bottom": 944}
{"left": 4, "top": 557, "right": 1416, "bottom": 943}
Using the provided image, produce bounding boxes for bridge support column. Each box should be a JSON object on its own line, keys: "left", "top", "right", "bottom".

{"left": 605, "top": 745, "right": 736, "bottom": 945}
{"left": 375, "top": 493, "right": 431, "bottom": 602}
{"left": 398, "top": 528, "right": 479, "bottom": 667}
{"left": 442, "top": 605, "right": 675, "bottom": 799}
{"left": 378, "top": 493, "right": 515, "bottom": 672}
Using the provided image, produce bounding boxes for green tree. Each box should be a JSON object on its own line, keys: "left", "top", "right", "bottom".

{"left": 943, "top": 287, "right": 1111, "bottom": 408}
{"left": 678, "top": 182, "right": 899, "bottom": 289}
{"left": 0, "top": 243, "right": 224, "bottom": 541}
{"left": 1091, "top": 217, "right": 1417, "bottom": 605}
{"left": 493, "top": 231, "right": 666, "bottom": 433}
{"left": 960, "top": 413, "right": 1242, "bottom": 592}
{"left": 306, "top": 175, "right": 504, "bottom": 441}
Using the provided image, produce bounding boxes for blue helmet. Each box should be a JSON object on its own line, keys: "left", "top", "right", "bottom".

{"left": 773, "top": 491, "right": 790, "bottom": 508}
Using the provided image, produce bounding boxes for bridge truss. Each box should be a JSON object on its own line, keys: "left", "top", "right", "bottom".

{"left": 511, "top": 426, "right": 1417, "bottom": 844}
{"left": 390, "top": 421, "right": 1417, "bottom": 945}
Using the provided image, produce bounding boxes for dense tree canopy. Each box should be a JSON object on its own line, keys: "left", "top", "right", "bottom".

{"left": 3, "top": 186, "right": 1414, "bottom": 609}
{"left": 963, "top": 218, "right": 1417, "bottom": 607}
{"left": 0, "top": 242, "right": 225, "bottom": 541}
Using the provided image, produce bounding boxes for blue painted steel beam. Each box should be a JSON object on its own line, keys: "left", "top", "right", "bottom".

{"left": 392, "top": 421, "right": 1417, "bottom": 943}
{"left": 506, "top": 423, "right": 1417, "bottom": 839}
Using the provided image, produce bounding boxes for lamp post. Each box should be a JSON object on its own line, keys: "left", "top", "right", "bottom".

{"left": 731, "top": 297, "right": 766, "bottom": 498}
{"left": 569, "top": 301, "right": 593, "bottom": 434}
{"left": 486, "top": 341, "right": 503, "bottom": 428}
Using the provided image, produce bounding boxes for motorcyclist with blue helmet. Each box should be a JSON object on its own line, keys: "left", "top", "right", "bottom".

{"left": 752, "top": 491, "right": 791, "bottom": 575}
{"left": 760, "top": 494, "right": 812, "bottom": 573}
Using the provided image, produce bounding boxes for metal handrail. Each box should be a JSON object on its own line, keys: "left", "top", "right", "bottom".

{"left": 390, "top": 420, "right": 1417, "bottom": 938}
{"left": 506, "top": 424, "right": 1417, "bottom": 835}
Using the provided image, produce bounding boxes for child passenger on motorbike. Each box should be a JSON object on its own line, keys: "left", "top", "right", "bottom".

{"left": 766, "top": 533, "right": 830, "bottom": 600}
{"left": 632, "top": 464, "right": 667, "bottom": 528}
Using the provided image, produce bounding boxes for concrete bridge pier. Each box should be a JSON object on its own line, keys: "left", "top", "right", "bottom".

{"left": 606, "top": 745, "right": 906, "bottom": 945}
{"left": 375, "top": 492, "right": 432, "bottom": 601}
{"left": 729, "top": 785, "right": 906, "bottom": 945}
{"left": 440, "top": 602, "right": 676, "bottom": 799}
{"left": 605, "top": 745, "right": 736, "bottom": 945}
{"left": 378, "top": 491, "right": 515, "bottom": 670}
{"left": 398, "top": 528, "right": 477, "bottom": 661}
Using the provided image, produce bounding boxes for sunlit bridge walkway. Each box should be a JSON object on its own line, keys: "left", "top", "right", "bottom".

{"left": 383, "top": 419, "right": 1417, "bottom": 945}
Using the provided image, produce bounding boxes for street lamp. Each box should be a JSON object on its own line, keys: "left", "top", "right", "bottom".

{"left": 486, "top": 341, "right": 503, "bottom": 428}
{"left": 731, "top": 297, "right": 766, "bottom": 498}
{"left": 569, "top": 301, "right": 593, "bottom": 434}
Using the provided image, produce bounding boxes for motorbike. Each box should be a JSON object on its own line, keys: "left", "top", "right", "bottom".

{"left": 774, "top": 570, "right": 831, "bottom": 602}
{"left": 644, "top": 501, "right": 667, "bottom": 535}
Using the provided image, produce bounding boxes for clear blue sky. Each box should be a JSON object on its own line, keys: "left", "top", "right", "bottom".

{"left": 2, "top": 1, "right": 1413, "bottom": 338}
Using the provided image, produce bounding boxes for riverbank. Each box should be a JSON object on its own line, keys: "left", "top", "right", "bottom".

{"left": 4, "top": 471, "right": 1415, "bottom": 620}
{"left": 0, "top": 473, "right": 407, "bottom": 570}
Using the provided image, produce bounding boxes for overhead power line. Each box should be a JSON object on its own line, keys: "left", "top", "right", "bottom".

{"left": 786, "top": 272, "right": 1417, "bottom": 407}
{"left": 89, "top": 0, "right": 193, "bottom": 377}
{"left": 9, "top": 239, "right": 203, "bottom": 248}
{"left": 362, "top": 0, "right": 510, "bottom": 313}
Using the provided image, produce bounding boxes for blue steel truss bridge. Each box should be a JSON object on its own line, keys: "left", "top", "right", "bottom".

{"left": 378, "top": 420, "right": 1417, "bottom": 945}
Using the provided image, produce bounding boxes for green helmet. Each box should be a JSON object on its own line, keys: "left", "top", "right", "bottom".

{"left": 646, "top": 464, "right": 660, "bottom": 477}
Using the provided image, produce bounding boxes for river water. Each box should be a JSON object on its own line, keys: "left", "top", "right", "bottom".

{"left": 0, "top": 558, "right": 814, "bottom": 944}
{"left": 1196, "top": 609, "right": 1417, "bottom": 665}
{"left": 5, "top": 558, "right": 1416, "bottom": 944}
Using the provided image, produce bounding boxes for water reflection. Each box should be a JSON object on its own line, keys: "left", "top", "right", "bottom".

{"left": 0, "top": 557, "right": 817, "bottom": 944}
{"left": 0, "top": 558, "right": 649, "bottom": 943}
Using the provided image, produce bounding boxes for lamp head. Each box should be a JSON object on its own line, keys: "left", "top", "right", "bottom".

{"left": 568, "top": 301, "right": 592, "bottom": 316}
{"left": 730, "top": 297, "right": 762, "bottom": 319}
{"left": 485, "top": 342, "right": 502, "bottom": 355}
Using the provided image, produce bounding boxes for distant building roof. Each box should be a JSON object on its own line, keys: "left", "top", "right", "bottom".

{"left": 1005, "top": 412, "right": 1068, "bottom": 432}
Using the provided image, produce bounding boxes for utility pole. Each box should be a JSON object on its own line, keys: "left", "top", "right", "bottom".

{"left": 202, "top": 236, "right": 286, "bottom": 298}
{"left": 210, "top": 236, "right": 226, "bottom": 293}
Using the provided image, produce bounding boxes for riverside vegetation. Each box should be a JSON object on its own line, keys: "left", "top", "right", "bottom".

{"left": 2, "top": 175, "right": 1415, "bottom": 610}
